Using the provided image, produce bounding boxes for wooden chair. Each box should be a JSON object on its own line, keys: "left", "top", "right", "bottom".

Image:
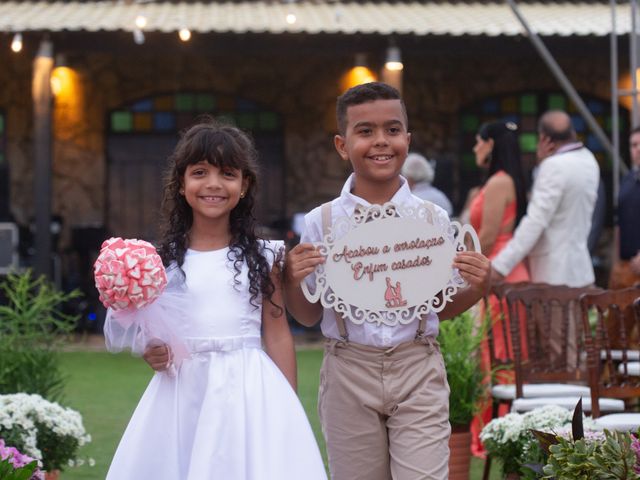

{"left": 481, "top": 281, "right": 539, "bottom": 480}
{"left": 484, "top": 281, "right": 547, "bottom": 411}
{"left": 504, "top": 283, "right": 621, "bottom": 414}
{"left": 581, "top": 286, "right": 640, "bottom": 430}
{"left": 481, "top": 282, "right": 588, "bottom": 480}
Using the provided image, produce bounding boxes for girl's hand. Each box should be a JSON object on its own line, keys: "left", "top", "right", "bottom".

{"left": 143, "top": 343, "right": 172, "bottom": 372}
{"left": 284, "top": 243, "right": 325, "bottom": 286}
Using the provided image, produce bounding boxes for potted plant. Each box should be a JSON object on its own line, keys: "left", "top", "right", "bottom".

{"left": 0, "top": 393, "right": 92, "bottom": 478}
{"left": 479, "top": 405, "right": 574, "bottom": 479}
{"left": 0, "top": 270, "right": 80, "bottom": 400}
{"left": 438, "top": 310, "right": 488, "bottom": 480}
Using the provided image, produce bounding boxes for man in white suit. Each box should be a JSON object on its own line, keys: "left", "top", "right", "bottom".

{"left": 491, "top": 110, "right": 600, "bottom": 366}
{"left": 491, "top": 110, "right": 600, "bottom": 287}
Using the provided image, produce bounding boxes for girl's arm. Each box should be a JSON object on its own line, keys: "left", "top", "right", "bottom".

{"left": 283, "top": 243, "right": 324, "bottom": 327}
{"left": 478, "top": 173, "right": 514, "bottom": 255}
{"left": 263, "top": 265, "right": 298, "bottom": 391}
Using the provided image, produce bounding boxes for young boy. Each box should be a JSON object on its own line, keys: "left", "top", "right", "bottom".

{"left": 284, "top": 82, "right": 490, "bottom": 480}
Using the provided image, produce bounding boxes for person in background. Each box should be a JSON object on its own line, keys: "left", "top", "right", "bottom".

{"left": 491, "top": 110, "right": 599, "bottom": 374}
{"left": 468, "top": 120, "right": 530, "bottom": 457}
{"left": 610, "top": 126, "right": 640, "bottom": 290}
{"left": 491, "top": 110, "right": 599, "bottom": 286}
{"left": 401, "top": 152, "right": 453, "bottom": 216}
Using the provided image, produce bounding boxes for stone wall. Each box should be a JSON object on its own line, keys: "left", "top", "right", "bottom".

{"left": 0, "top": 35, "right": 618, "bottom": 254}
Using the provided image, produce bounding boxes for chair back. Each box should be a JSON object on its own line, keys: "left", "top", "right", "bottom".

{"left": 485, "top": 281, "right": 545, "bottom": 377}
{"left": 580, "top": 286, "right": 640, "bottom": 418}
{"left": 505, "top": 283, "right": 601, "bottom": 399}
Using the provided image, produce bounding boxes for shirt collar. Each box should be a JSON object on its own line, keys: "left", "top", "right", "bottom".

{"left": 339, "top": 173, "right": 414, "bottom": 216}
{"left": 554, "top": 142, "right": 584, "bottom": 155}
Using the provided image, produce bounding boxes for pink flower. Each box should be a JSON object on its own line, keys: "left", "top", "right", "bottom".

{"left": 94, "top": 237, "right": 167, "bottom": 310}
{"left": 0, "top": 439, "right": 44, "bottom": 479}
{"left": 631, "top": 434, "right": 640, "bottom": 474}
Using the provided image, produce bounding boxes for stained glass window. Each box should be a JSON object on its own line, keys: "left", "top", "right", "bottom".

{"left": 109, "top": 92, "right": 280, "bottom": 135}
{"left": 457, "top": 91, "right": 628, "bottom": 222}
{"left": 459, "top": 92, "right": 626, "bottom": 174}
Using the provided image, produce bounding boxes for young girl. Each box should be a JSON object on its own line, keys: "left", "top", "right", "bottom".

{"left": 105, "top": 120, "right": 327, "bottom": 479}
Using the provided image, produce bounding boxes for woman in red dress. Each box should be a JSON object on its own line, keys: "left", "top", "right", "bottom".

{"left": 468, "top": 121, "right": 530, "bottom": 457}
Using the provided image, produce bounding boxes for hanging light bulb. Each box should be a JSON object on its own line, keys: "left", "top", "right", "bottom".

{"left": 135, "top": 14, "right": 147, "bottom": 30}
{"left": 385, "top": 45, "right": 403, "bottom": 71}
{"left": 179, "top": 28, "right": 191, "bottom": 42}
{"left": 11, "top": 33, "right": 23, "bottom": 53}
{"left": 133, "top": 28, "right": 145, "bottom": 45}
{"left": 286, "top": 12, "right": 297, "bottom": 24}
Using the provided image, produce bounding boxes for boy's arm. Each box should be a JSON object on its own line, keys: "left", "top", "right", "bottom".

{"left": 283, "top": 243, "right": 325, "bottom": 327}
{"left": 438, "top": 251, "right": 491, "bottom": 321}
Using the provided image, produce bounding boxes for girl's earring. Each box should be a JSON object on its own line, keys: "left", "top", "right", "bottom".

{"left": 240, "top": 191, "right": 245, "bottom": 198}
{"left": 179, "top": 189, "right": 184, "bottom": 195}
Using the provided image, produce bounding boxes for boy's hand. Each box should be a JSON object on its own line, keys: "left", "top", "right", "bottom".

{"left": 143, "top": 343, "right": 172, "bottom": 372}
{"left": 452, "top": 251, "right": 491, "bottom": 296}
{"left": 284, "top": 243, "right": 325, "bottom": 286}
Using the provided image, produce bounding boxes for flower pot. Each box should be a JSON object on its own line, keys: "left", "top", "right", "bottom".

{"left": 448, "top": 426, "right": 472, "bottom": 480}
{"left": 45, "top": 470, "right": 61, "bottom": 480}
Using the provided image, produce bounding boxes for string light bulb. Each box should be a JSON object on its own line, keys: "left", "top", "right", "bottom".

{"left": 11, "top": 33, "right": 23, "bottom": 53}
{"left": 179, "top": 28, "right": 191, "bottom": 42}
{"left": 135, "top": 14, "right": 147, "bottom": 30}
{"left": 286, "top": 12, "right": 297, "bottom": 24}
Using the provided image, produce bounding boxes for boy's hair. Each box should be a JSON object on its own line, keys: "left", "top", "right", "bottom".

{"left": 336, "top": 82, "right": 408, "bottom": 135}
{"left": 158, "top": 117, "right": 279, "bottom": 311}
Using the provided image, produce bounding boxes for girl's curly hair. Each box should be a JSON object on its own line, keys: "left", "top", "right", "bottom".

{"left": 157, "top": 118, "right": 278, "bottom": 310}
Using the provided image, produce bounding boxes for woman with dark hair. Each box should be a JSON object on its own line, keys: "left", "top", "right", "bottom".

{"left": 468, "top": 121, "right": 530, "bottom": 457}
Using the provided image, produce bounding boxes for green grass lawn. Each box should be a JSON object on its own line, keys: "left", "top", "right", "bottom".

{"left": 58, "top": 349, "right": 500, "bottom": 479}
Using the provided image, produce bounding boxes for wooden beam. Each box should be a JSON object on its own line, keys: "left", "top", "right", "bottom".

{"left": 32, "top": 38, "right": 54, "bottom": 279}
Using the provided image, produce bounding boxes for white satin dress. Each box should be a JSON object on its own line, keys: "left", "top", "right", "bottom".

{"left": 106, "top": 241, "right": 327, "bottom": 480}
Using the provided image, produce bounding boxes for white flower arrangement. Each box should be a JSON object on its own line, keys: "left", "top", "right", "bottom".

{"left": 480, "top": 405, "right": 576, "bottom": 475}
{"left": 0, "top": 393, "right": 91, "bottom": 471}
{"left": 480, "top": 405, "right": 572, "bottom": 446}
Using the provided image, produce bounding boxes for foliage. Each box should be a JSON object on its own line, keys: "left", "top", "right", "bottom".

{"left": 480, "top": 405, "right": 574, "bottom": 475}
{"left": 0, "top": 270, "right": 81, "bottom": 400}
{"left": 542, "top": 430, "right": 640, "bottom": 479}
{"left": 0, "top": 438, "right": 43, "bottom": 480}
{"left": 0, "top": 393, "right": 91, "bottom": 472}
{"left": 438, "top": 310, "right": 488, "bottom": 426}
{"left": 0, "top": 457, "right": 39, "bottom": 480}
{"left": 525, "top": 400, "right": 640, "bottom": 479}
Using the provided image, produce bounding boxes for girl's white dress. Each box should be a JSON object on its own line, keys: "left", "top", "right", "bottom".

{"left": 106, "top": 241, "right": 327, "bottom": 480}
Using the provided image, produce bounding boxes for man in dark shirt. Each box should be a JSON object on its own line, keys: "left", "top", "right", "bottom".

{"left": 609, "top": 126, "right": 640, "bottom": 289}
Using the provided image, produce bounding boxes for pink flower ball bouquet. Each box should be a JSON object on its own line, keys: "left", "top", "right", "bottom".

{"left": 95, "top": 238, "right": 189, "bottom": 372}
{"left": 94, "top": 237, "right": 167, "bottom": 310}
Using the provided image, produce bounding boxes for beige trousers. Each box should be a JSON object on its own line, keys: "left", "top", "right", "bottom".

{"left": 318, "top": 337, "right": 451, "bottom": 480}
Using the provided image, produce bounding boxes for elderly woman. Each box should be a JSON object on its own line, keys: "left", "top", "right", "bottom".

{"left": 401, "top": 153, "right": 453, "bottom": 216}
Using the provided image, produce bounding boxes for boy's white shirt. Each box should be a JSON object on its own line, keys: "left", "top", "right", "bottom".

{"left": 301, "top": 173, "right": 449, "bottom": 347}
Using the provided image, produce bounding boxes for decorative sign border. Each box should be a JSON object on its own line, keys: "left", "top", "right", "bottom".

{"left": 301, "top": 202, "right": 480, "bottom": 327}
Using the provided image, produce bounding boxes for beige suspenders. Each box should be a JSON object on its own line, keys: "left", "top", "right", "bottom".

{"left": 320, "top": 201, "right": 429, "bottom": 342}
